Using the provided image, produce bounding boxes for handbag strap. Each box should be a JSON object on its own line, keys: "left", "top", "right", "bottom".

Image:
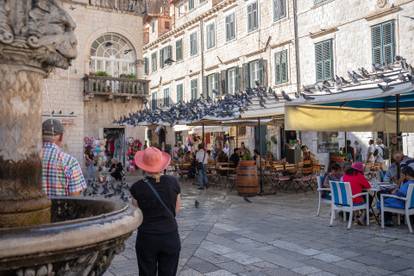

{"left": 142, "top": 177, "right": 175, "bottom": 219}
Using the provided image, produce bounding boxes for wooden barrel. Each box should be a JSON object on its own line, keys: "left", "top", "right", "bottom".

{"left": 236, "top": 160, "right": 259, "bottom": 196}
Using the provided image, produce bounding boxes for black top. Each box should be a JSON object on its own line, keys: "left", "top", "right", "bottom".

{"left": 130, "top": 175, "right": 181, "bottom": 234}
{"left": 229, "top": 153, "right": 240, "bottom": 167}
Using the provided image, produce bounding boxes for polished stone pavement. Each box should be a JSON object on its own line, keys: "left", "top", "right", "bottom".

{"left": 105, "top": 180, "right": 414, "bottom": 276}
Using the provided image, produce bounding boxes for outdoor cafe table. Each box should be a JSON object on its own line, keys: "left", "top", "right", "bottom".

{"left": 366, "top": 182, "right": 398, "bottom": 225}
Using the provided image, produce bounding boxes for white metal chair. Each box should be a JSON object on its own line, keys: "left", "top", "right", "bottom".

{"left": 380, "top": 184, "right": 414, "bottom": 233}
{"left": 329, "top": 181, "right": 370, "bottom": 229}
{"left": 316, "top": 175, "right": 330, "bottom": 216}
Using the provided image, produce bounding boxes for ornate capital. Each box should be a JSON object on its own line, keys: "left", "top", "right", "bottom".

{"left": 0, "top": 0, "right": 77, "bottom": 72}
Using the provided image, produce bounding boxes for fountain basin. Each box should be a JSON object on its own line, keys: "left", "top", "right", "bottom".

{"left": 0, "top": 197, "right": 142, "bottom": 275}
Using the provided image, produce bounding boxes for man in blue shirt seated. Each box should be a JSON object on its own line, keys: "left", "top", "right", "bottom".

{"left": 378, "top": 159, "right": 414, "bottom": 226}
{"left": 383, "top": 152, "right": 410, "bottom": 183}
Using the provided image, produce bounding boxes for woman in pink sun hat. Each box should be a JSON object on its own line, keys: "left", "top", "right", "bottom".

{"left": 343, "top": 162, "right": 372, "bottom": 225}
{"left": 130, "top": 147, "right": 181, "bottom": 276}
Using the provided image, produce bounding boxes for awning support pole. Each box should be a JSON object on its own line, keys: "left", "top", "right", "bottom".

{"left": 258, "top": 118, "right": 264, "bottom": 194}
{"left": 396, "top": 94, "right": 401, "bottom": 179}
{"left": 344, "top": 131, "right": 348, "bottom": 160}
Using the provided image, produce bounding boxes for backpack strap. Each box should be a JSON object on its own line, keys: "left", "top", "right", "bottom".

{"left": 142, "top": 177, "right": 175, "bottom": 219}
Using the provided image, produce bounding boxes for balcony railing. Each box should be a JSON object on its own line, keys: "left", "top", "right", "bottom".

{"left": 88, "top": 0, "right": 143, "bottom": 13}
{"left": 83, "top": 75, "right": 148, "bottom": 100}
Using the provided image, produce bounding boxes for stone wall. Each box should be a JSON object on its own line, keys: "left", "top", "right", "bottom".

{"left": 42, "top": 1, "right": 144, "bottom": 165}
{"left": 144, "top": 0, "right": 297, "bottom": 104}
{"left": 143, "top": 0, "right": 414, "bottom": 160}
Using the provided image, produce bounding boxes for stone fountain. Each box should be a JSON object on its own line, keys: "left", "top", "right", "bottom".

{"left": 0, "top": 1, "right": 142, "bottom": 274}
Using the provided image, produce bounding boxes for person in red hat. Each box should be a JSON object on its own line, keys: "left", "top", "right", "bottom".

{"left": 129, "top": 147, "right": 181, "bottom": 276}
{"left": 343, "top": 162, "right": 372, "bottom": 225}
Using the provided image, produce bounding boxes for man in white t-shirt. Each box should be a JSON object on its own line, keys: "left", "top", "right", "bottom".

{"left": 374, "top": 138, "right": 386, "bottom": 164}
{"left": 367, "top": 139, "right": 376, "bottom": 164}
{"left": 195, "top": 143, "right": 208, "bottom": 190}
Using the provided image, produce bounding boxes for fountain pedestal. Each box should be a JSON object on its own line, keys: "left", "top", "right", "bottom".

{"left": 0, "top": 1, "right": 142, "bottom": 274}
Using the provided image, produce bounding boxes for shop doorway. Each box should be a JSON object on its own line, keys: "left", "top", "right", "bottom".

{"left": 280, "top": 129, "right": 297, "bottom": 158}
{"left": 104, "top": 128, "right": 126, "bottom": 166}
{"left": 158, "top": 127, "right": 166, "bottom": 147}
{"left": 254, "top": 125, "right": 267, "bottom": 155}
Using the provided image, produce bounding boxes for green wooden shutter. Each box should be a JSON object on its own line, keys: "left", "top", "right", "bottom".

{"left": 176, "top": 40, "right": 183, "bottom": 61}
{"left": 323, "top": 40, "right": 333, "bottom": 80}
{"left": 274, "top": 0, "right": 286, "bottom": 21}
{"left": 260, "top": 59, "right": 268, "bottom": 87}
{"left": 159, "top": 49, "right": 164, "bottom": 68}
{"left": 315, "top": 42, "right": 324, "bottom": 82}
{"left": 176, "top": 84, "right": 183, "bottom": 102}
{"left": 371, "top": 24, "right": 382, "bottom": 65}
{"left": 281, "top": 50, "right": 288, "bottom": 83}
{"left": 275, "top": 52, "right": 281, "bottom": 84}
{"left": 242, "top": 63, "right": 249, "bottom": 89}
{"left": 382, "top": 21, "right": 395, "bottom": 65}
{"left": 315, "top": 40, "right": 332, "bottom": 81}
{"left": 144, "top": 57, "right": 149, "bottom": 75}
{"left": 220, "top": 70, "right": 226, "bottom": 95}
{"left": 214, "top": 73, "right": 220, "bottom": 95}
{"left": 235, "top": 67, "right": 241, "bottom": 92}
{"left": 275, "top": 50, "right": 288, "bottom": 84}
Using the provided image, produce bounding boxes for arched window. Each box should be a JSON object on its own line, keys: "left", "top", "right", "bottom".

{"left": 90, "top": 33, "right": 136, "bottom": 77}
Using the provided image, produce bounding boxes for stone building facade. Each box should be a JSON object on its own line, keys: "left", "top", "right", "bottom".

{"left": 297, "top": 0, "right": 414, "bottom": 163}
{"left": 143, "top": 0, "right": 414, "bottom": 165}
{"left": 42, "top": 0, "right": 148, "bottom": 163}
{"left": 143, "top": 0, "right": 297, "bottom": 157}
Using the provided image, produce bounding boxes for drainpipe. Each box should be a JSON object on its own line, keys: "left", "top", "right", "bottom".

{"left": 200, "top": 19, "right": 205, "bottom": 98}
{"left": 292, "top": 0, "right": 302, "bottom": 145}
{"left": 293, "top": 0, "right": 301, "bottom": 95}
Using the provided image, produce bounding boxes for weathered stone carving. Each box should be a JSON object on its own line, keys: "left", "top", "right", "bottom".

{"left": 377, "top": 0, "right": 387, "bottom": 8}
{"left": 0, "top": 0, "right": 77, "bottom": 71}
{"left": 0, "top": 0, "right": 77, "bottom": 227}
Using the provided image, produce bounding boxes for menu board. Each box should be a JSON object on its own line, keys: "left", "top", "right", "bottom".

{"left": 317, "top": 132, "right": 339, "bottom": 153}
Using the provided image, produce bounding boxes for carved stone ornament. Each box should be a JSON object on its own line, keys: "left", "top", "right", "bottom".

{"left": 377, "top": 0, "right": 387, "bottom": 8}
{"left": 0, "top": 0, "right": 77, "bottom": 72}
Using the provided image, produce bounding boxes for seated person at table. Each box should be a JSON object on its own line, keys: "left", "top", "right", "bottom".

{"left": 378, "top": 160, "right": 414, "bottom": 226}
{"left": 109, "top": 158, "right": 124, "bottom": 181}
{"left": 230, "top": 148, "right": 240, "bottom": 168}
{"left": 206, "top": 150, "right": 215, "bottom": 163}
{"left": 301, "top": 145, "right": 316, "bottom": 175}
{"left": 216, "top": 149, "right": 229, "bottom": 163}
{"left": 240, "top": 142, "right": 251, "bottom": 160}
{"left": 322, "top": 163, "right": 343, "bottom": 199}
{"left": 384, "top": 152, "right": 410, "bottom": 184}
{"left": 343, "top": 162, "right": 371, "bottom": 203}
{"left": 266, "top": 151, "right": 274, "bottom": 162}
{"left": 343, "top": 162, "right": 371, "bottom": 224}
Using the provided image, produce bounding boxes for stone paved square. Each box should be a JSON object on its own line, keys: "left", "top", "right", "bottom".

{"left": 106, "top": 181, "right": 414, "bottom": 276}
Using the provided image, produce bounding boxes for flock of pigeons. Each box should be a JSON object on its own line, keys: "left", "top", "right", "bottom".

{"left": 116, "top": 56, "right": 414, "bottom": 127}
{"left": 83, "top": 178, "right": 131, "bottom": 202}
{"left": 300, "top": 56, "right": 414, "bottom": 100}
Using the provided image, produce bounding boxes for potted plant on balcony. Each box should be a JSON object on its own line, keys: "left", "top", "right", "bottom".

{"left": 95, "top": 71, "right": 110, "bottom": 77}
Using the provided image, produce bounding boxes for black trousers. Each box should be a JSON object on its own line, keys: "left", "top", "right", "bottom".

{"left": 136, "top": 230, "right": 181, "bottom": 276}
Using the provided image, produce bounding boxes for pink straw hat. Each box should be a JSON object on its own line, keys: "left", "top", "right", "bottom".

{"left": 134, "top": 147, "right": 171, "bottom": 173}
{"left": 351, "top": 162, "right": 364, "bottom": 173}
